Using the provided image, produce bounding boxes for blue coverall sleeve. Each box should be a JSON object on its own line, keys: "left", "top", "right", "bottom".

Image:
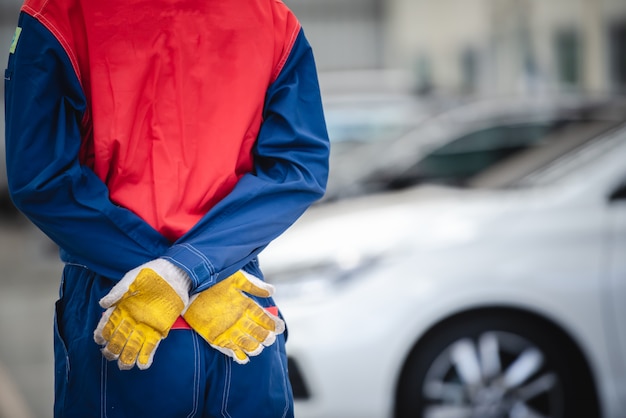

{"left": 163, "top": 30, "right": 330, "bottom": 292}
{"left": 4, "top": 13, "right": 170, "bottom": 279}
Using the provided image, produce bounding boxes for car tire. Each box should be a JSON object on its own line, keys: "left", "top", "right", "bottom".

{"left": 395, "top": 312, "right": 599, "bottom": 418}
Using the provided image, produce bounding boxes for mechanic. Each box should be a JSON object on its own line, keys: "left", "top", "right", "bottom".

{"left": 4, "top": 0, "right": 329, "bottom": 416}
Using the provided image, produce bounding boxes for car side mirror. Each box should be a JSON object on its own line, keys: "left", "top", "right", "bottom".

{"left": 609, "top": 181, "right": 626, "bottom": 202}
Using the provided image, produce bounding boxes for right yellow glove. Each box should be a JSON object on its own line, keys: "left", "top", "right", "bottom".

{"left": 94, "top": 259, "right": 191, "bottom": 370}
{"left": 183, "top": 271, "right": 285, "bottom": 364}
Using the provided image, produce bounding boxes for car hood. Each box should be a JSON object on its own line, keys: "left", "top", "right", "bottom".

{"left": 260, "top": 183, "right": 581, "bottom": 283}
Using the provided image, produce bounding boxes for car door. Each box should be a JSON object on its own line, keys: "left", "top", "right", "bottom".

{"left": 607, "top": 178, "right": 626, "bottom": 405}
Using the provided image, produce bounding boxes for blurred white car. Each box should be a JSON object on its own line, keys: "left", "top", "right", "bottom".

{"left": 260, "top": 97, "right": 626, "bottom": 418}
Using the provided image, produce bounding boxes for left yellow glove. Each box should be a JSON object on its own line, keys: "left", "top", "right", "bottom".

{"left": 183, "top": 270, "right": 285, "bottom": 365}
{"left": 93, "top": 259, "right": 191, "bottom": 370}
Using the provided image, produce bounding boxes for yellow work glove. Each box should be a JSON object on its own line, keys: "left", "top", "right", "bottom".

{"left": 183, "top": 271, "right": 285, "bottom": 364}
{"left": 93, "top": 259, "right": 191, "bottom": 370}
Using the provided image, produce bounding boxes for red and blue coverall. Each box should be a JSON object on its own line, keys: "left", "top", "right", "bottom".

{"left": 4, "top": 0, "right": 329, "bottom": 416}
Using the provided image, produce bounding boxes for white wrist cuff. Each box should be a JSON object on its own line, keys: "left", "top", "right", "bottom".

{"left": 149, "top": 258, "right": 192, "bottom": 304}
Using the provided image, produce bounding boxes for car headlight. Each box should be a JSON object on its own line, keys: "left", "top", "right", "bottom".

{"left": 265, "top": 252, "right": 382, "bottom": 298}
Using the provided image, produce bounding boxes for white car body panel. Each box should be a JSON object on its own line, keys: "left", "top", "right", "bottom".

{"left": 605, "top": 196, "right": 626, "bottom": 406}
{"left": 262, "top": 127, "right": 626, "bottom": 417}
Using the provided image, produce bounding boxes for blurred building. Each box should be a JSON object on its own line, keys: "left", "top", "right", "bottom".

{"left": 3, "top": 0, "right": 626, "bottom": 95}
{"left": 288, "top": 0, "right": 626, "bottom": 97}
{"left": 1, "top": 1, "right": 625, "bottom": 102}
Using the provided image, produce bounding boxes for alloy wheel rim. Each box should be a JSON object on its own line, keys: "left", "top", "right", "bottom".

{"left": 421, "top": 331, "right": 565, "bottom": 418}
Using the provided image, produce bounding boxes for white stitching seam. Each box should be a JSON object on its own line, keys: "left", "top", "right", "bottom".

{"left": 186, "top": 331, "right": 201, "bottom": 418}
{"left": 221, "top": 357, "right": 233, "bottom": 418}
{"left": 101, "top": 356, "right": 107, "bottom": 418}
{"left": 280, "top": 344, "right": 290, "bottom": 418}
{"left": 22, "top": 5, "right": 83, "bottom": 84}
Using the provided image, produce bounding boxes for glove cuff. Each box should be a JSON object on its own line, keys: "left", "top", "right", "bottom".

{"left": 146, "top": 258, "right": 192, "bottom": 305}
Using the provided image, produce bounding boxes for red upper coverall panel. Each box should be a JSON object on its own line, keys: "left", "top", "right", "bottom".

{"left": 22, "top": 0, "right": 301, "bottom": 241}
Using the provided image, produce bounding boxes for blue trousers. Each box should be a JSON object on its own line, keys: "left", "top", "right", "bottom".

{"left": 54, "top": 264, "right": 294, "bottom": 418}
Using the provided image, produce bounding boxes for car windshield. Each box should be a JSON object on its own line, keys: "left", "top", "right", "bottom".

{"left": 516, "top": 120, "right": 626, "bottom": 188}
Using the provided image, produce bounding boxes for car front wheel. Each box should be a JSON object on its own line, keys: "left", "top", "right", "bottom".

{"left": 395, "top": 312, "right": 599, "bottom": 418}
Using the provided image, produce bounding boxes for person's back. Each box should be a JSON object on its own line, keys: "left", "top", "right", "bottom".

{"left": 23, "top": 0, "right": 302, "bottom": 240}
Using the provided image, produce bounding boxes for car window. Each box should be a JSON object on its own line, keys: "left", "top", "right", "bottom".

{"left": 431, "top": 123, "right": 556, "bottom": 153}
{"left": 373, "top": 120, "right": 571, "bottom": 188}
{"left": 410, "top": 122, "right": 560, "bottom": 184}
{"left": 367, "top": 117, "right": 622, "bottom": 190}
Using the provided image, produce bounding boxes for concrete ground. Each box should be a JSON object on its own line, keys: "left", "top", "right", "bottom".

{"left": 0, "top": 214, "right": 62, "bottom": 418}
